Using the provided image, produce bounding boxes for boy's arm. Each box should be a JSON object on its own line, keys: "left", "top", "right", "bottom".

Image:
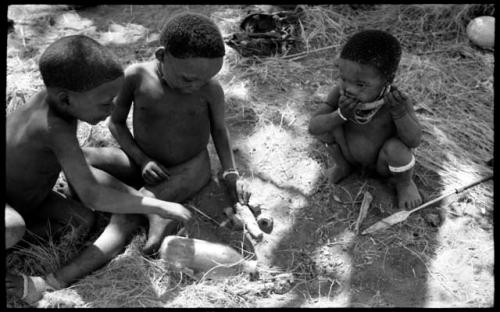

{"left": 206, "top": 81, "right": 249, "bottom": 204}
{"left": 206, "top": 80, "right": 237, "bottom": 173}
{"left": 109, "top": 66, "right": 151, "bottom": 170}
{"left": 308, "top": 86, "right": 347, "bottom": 135}
{"left": 47, "top": 114, "right": 191, "bottom": 222}
{"left": 386, "top": 87, "right": 422, "bottom": 148}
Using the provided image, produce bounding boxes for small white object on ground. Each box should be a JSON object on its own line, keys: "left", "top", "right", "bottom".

{"left": 466, "top": 16, "right": 495, "bottom": 50}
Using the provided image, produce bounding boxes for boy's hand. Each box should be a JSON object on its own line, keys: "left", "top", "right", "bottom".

{"left": 141, "top": 160, "right": 169, "bottom": 185}
{"left": 224, "top": 175, "right": 251, "bottom": 205}
{"left": 160, "top": 202, "right": 192, "bottom": 223}
{"left": 338, "top": 95, "right": 360, "bottom": 121}
{"left": 385, "top": 86, "right": 408, "bottom": 119}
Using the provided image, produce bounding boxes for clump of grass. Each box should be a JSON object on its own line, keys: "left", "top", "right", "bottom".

{"left": 6, "top": 223, "right": 92, "bottom": 308}
{"left": 7, "top": 223, "right": 89, "bottom": 277}
{"left": 297, "top": 4, "right": 353, "bottom": 53}
{"left": 353, "top": 4, "right": 495, "bottom": 53}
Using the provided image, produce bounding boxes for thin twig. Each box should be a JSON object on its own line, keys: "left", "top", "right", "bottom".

{"left": 281, "top": 44, "right": 336, "bottom": 61}
{"left": 186, "top": 205, "right": 221, "bottom": 227}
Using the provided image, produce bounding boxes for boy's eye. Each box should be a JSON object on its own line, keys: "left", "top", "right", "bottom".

{"left": 357, "top": 83, "right": 367, "bottom": 88}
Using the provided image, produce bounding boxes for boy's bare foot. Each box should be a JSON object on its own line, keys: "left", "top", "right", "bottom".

{"left": 395, "top": 179, "right": 422, "bottom": 210}
{"left": 325, "top": 143, "right": 351, "bottom": 184}
{"left": 142, "top": 214, "right": 181, "bottom": 256}
{"left": 6, "top": 272, "right": 64, "bottom": 304}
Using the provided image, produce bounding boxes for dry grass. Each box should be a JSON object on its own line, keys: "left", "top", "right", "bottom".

{"left": 6, "top": 4, "right": 494, "bottom": 308}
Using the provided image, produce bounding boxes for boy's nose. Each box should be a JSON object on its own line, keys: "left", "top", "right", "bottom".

{"left": 342, "top": 82, "right": 357, "bottom": 97}
{"left": 343, "top": 87, "right": 357, "bottom": 98}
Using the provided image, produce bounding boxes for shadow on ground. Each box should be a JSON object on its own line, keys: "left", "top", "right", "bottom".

{"left": 7, "top": 4, "right": 490, "bottom": 308}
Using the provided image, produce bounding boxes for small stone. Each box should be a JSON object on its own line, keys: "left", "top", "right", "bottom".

{"left": 423, "top": 212, "right": 442, "bottom": 227}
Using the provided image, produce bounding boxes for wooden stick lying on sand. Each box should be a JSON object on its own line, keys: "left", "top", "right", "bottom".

{"left": 362, "top": 174, "right": 493, "bottom": 235}
{"left": 355, "top": 191, "right": 373, "bottom": 234}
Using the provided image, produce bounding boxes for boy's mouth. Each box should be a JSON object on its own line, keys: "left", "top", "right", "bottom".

{"left": 353, "top": 98, "right": 385, "bottom": 122}
{"left": 355, "top": 107, "right": 377, "bottom": 118}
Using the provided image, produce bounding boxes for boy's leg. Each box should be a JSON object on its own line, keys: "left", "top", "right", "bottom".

{"left": 83, "top": 146, "right": 177, "bottom": 256}
{"left": 376, "top": 137, "right": 422, "bottom": 210}
{"left": 6, "top": 213, "right": 143, "bottom": 304}
{"left": 141, "top": 149, "right": 212, "bottom": 256}
{"left": 5, "top": 191, "right": 96, "bottom": 302}
{"left": 326, "top": 127, "right": 352, "bottom": 184}
{"left": 83, "top": 146, "right": 144, "bottom": 189}
{"left": 5, "top": 204, "right": 26, "bottom": 249}
{"left": 52, "top": 166, "right": 146, "bottom": 286}
{"left": 26, "top": 191, "right": 96, "bottom": 241}
{"left": 6, "top": 165, "right": 145, "bottom": 304}
{"left": 86, "top": 146, "right": 211, "bottom": 255}
{"left": 52, "top": 213, "right": 142, "bottom": 286}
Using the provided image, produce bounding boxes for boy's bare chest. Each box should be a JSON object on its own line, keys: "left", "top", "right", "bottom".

{"left": 134, "top": 84, "right": 209, "bottom": 119}
{"left": 345, "top": 109, "right": 394, "bottom": 139}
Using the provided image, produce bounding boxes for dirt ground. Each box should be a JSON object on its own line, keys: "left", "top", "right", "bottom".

{"left": 6, "top": 4, "right": 494, "bottom": 308}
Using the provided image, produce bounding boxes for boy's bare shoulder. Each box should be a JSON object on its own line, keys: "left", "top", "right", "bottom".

{"left": 10, "top": 91, "right": 52, "bottom": 136}
{"left": 200, "top": 78, "right": 224, "bottom": 102}
{"left": 124, "top": 61, "right": 157, "bottom": 81}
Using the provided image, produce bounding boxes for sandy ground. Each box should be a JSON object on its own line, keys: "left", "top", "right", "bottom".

{"left": 6, "top": 4, "right": 494, "bottom": 308}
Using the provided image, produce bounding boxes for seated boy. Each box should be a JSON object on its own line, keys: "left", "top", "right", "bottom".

{"left": 308, "top": 30, "right": 423, "bottom": 210}
{"left": 83, "top": 12, "right": 250, "bottom": 256}
{"left": 5, "top": 35, "right": 192, "bottom": 305}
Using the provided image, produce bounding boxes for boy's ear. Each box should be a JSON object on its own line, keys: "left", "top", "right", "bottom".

{"left": 55, "top": 90, "right": 71, "bottom": 108}
{"left": 155, "top": 47, "right": 166, "bottom": 61}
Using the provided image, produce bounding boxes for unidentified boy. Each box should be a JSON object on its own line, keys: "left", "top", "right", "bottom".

{"left": 309, "top": 30, "right": 423, "bottom": 210}
{"left": 84, "top": 12, "right": 250, "bottom": 256}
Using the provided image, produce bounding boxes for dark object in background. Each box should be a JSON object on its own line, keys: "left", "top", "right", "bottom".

{"left": 225, "top": 6, "right": 303, "bottom": 57}
{"left": 8, "top": 18, "right": 15, "bottom": 34}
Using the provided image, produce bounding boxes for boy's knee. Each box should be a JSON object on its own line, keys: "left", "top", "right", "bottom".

{"left": 83, "top": 147, "right": 118, "bottom": 167}
{"left": 109, "top": 214, "right": 143, "bottom": 233}
{"left": 381, "top": 138, "right": 411, "bottom": 159}
{"left": 5, "top": 205, "right": 26, "bottom": 249}
{"left": 380, "top": 138, "right": 416, "bottom": 174}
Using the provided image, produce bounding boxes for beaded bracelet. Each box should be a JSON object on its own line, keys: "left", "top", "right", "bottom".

{"left": 222, "top": 169, "right": 240, "bottom": 179}
{"left": 337, "top": 108, "right": 348, "bottom": 121}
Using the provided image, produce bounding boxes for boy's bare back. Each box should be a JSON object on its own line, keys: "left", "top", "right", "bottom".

{"left": 6, "top": 91, "right": 72, "bottom": 213}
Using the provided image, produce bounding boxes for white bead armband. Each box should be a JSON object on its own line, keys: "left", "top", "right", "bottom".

{"left": 222, "top": 169, "right": 240, "bottom": 179}
{"left": 337, "top": 108, "right": 348, "bottom": 121}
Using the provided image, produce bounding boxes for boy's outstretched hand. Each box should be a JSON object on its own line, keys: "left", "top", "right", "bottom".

{"left": 159, "top": 202, "right": 192, "bottom": 223}
{"left": 384, "top": 86, "right": 409, "bottom": 119}
{"left": 141, "top": 159, "right": 170, "bottom": 185}
{"left": 223, "top": 174, "right": 251, "bottom": 205}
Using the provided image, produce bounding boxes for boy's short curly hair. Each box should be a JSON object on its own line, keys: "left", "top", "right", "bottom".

{"left": 39, "top": 35, "right": 123, "bottom": 92}
{"left": 160, "top": 12, "right": 225, "bottom": 59}
{"left": 340, "top": 30, "right": 402, "bottom": 83}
